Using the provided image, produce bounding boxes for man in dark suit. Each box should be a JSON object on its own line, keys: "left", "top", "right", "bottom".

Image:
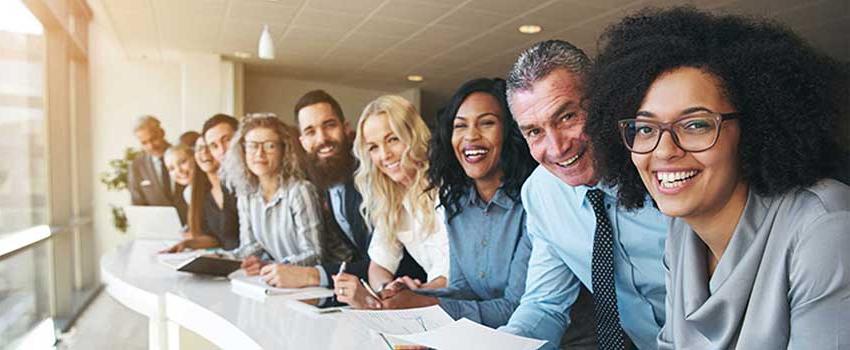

{"left": 258, "top": 90, "right": 425, "bottom": 288}
{"left": 128, "top": 115, "right": 187, "bottom": 224}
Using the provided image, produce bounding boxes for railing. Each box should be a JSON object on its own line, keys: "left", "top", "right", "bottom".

{"left": 0, "top": 217, "right": 100, "bottom": 348}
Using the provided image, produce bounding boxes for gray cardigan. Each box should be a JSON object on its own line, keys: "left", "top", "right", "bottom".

{"left": 659, "top": 179, "right": 850, "bottom": 349}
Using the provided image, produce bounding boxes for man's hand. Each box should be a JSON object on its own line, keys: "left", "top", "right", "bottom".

{"left": 259, "top": 264, "right": 320, "bottom": 288}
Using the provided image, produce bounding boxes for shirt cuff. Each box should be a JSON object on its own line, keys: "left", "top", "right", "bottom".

{"left": 437, "top": 298, "right": 461, "bottom": 320}
{"left": 315, "top": 265, "right": 330, "bottom": 288}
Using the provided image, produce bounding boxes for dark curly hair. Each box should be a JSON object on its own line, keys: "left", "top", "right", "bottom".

{"left": 428, "top": 78, "right": 538, "bottom": 218}
{"left": 584, "top": 6, "right": 849, "bottom": 209}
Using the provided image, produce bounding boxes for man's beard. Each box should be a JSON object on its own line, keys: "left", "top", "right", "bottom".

{"left": 306, "top": 139, "right": 356, "bottom": 191}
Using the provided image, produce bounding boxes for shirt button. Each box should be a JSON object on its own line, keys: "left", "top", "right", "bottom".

{"left": 478, "top": 271, "right": 486, "bottom": 279}
{"left": 481, "top": 239, "right": 487, "bottom": 247}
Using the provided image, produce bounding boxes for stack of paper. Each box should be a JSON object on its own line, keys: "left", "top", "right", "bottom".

{"left": 228, "top": 270, "right": 334, "bottom": 301}
{"left": 389, "top": 318, "right": 547, "bottom": 350}
{"left": 342, "top": 306, "right": 546, "bottom": 350}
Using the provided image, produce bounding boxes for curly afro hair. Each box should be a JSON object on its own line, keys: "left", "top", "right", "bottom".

{"left": 584, "top": 6, "right": 849, "bottom": 210}
{"left": 428, "top": 78, "right": 537, "bottom": 219}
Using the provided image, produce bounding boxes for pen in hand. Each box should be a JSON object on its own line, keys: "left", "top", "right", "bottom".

{"left": 360, "top": 278, "right": 382, "bottom": 300}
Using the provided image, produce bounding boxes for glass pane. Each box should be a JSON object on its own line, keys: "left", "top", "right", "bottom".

{"left": 0, "top": 240, "right": 52, "bottom": 347}
{"left": 0, "top": 0, "right": 47, "bottom": 236}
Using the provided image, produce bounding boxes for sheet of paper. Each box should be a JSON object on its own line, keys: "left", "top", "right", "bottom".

{"left": 341, "top": 305, "right": 454, "bottom": 335}
{"left": 156, "top": 251, "right": 200, "bottom": 269}
{"left": 229, "top": 270, "right": 334, "bottom": 300}
{"left": 389, "top": 318, "right": 547, "bottom": 350}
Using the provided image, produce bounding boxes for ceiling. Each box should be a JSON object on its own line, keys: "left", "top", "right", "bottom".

{"left": 93, "top": 0, "right": 848, "bottom": 100}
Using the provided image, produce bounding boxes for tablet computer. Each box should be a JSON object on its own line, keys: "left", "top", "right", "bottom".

{"left": 176, "top": 255, "right": 242, "bottom": 277}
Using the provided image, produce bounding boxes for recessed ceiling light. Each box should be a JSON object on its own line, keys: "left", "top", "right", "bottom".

{"left": 518, "top": 24, "right": 542, "bottom": 34}
{"left": 234, "top": 51, "right": 251, "bottom": 59}
{"left": 407, "top": 75, "right": 424, "bottom": 82}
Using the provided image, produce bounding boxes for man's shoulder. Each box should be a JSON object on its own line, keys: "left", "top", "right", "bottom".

{"left": 130, "top": 153, "right": 148, "bottom": 167}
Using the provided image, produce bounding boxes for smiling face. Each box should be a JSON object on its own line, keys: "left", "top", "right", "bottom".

{"left": 362, "top": 113, "right": 415, "bottom": 187}
{"left": 244, "top": 127, "right": 283, "bottom": 179}
{"left": 204, "top": 123, "right": 236, "bottom": 163}
{"left": 136, "top": 127, "right": 168, "bottom": 157}
{"left": 165, "top": 149, "right": 194, "bottom": 186}
{"left": 298, "top": 102, "right": 350, "bottom": 161}
{"left": 511, "top": 68, "right": 596, "bottom": 187}
{"left": 194, "top": 138, "right": 218, "bottom": 174}
{"left": 632, "top": 67, "right": 744, "bottom": 219}
{"left": 452, "top": 92, "right": 505, "bottom": 183}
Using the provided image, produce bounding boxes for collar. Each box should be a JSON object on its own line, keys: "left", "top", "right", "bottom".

{"left": 465, "top": 185, "right": 514, "bottom": 210}
{"left": 254, "top": 185, "right": 286, "bottom": 207}
{"left": 571, "top": 181, "right": 619, "bottom": 208}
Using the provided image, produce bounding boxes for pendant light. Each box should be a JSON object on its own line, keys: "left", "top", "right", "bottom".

{"left": 258, "top": 24, "right": 275, "bottom": 60}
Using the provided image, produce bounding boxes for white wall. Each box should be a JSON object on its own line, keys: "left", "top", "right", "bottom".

{"left": 244, "top": 74, "right": 420, "bottom": 127}
{"left": 88, "top": 19, "right": 235, "bottom": 263}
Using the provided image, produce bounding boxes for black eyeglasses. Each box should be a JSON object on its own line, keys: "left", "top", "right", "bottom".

{"left": 244, "top": 141, "right": 282, "bottom": 153}
{"left": 617, "top": 112, "right": 740, "bottom": 154}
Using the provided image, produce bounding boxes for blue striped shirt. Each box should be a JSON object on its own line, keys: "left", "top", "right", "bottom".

{"left": 232, "top": 178, "right": 324, "bottom": 266}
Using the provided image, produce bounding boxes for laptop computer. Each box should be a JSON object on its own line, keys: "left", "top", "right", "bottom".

{"left": 124, "top": 205, "right": 183, "bottom": 239}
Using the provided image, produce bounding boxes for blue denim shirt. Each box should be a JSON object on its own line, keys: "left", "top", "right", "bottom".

{"left": 435, "top": 186, "right": 532, "bottom": 328}
{"left": 500, "top": 166, "right": 668, "bottom": 350}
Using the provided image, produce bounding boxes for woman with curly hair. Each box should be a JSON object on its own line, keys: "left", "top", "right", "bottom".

{"left": 359, "top": 78, "right": 537, "bottom": 326}
{"left": 584, "top": 7, "right": 850, "bottom": 349}
{"left": 334, "top": 95, "right": 450, "bottom": 309}
{"left": 221, "top": 115, "right": 327, "bottom": 285}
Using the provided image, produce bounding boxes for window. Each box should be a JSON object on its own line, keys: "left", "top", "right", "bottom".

{"left": 0, "top": 0, "right": 47, "bottom": 236}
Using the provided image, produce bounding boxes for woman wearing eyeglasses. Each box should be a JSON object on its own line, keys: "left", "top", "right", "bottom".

{"left": 221, "top": 115, "right": 328, "bottom": 284}
{"left": 585, "top": 8, "right": 850, "bottom": 349}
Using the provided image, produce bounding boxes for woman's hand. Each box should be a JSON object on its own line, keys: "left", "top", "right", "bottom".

{"left": 259, "top": 264, "right": 320, "bottom": 288}
{"left": 159, "top": 239, "right": 192, "bottom": 253}
{"left": 381, "top": 289, "right": 439, "bottom": 310}
{"left": 333, "top": 272, "right": 381, "bottom": 309}
{"left": 241, "top": 256, "right": 268, "bottom": 276}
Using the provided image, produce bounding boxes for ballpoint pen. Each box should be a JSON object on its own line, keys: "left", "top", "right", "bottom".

{"left": 360, "top": 278, "right": 382, "bottom": 300}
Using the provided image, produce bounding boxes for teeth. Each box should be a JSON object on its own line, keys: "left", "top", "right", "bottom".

{"left": 557, "top": 152, "right": 582, "bottom": 167}
{"left": 384, "top": 161, "right": 399, "bottom": 169}
{"left": 319, "top": 145, "right": 334, "bottom": 153}
{"left": 464, "top": 149, "right": 488, "bottom": 157}
{"left": 655, "top": 170, "right": 698, "bottom": 185}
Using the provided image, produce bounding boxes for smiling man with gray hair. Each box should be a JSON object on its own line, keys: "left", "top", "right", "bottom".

{"left": 128, "top": 115, "right": 187, "bottom": 224}
{"left": 498, "top": 40, "right": 668, "bottom": 350}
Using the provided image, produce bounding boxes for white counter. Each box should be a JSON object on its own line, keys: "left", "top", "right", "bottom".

{"left": 101, "top": 239, "right": 389, "bottom": 349}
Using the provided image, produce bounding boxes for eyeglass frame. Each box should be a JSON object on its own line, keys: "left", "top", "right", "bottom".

{"left": 243, "top": 140, "right": 284, "bottom": 154}
{"left": 617, "top": 112, "right": 740, "bottom": 154}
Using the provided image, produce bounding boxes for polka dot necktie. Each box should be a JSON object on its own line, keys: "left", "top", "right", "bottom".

{"left": 587, "top": 189, "right": 627, "bottom": 350}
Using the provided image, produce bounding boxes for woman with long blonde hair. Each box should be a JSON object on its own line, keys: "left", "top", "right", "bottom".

{"left": 221, "top": 115, "right": 328, "bottom": 286}
{"left": 334, "top": 95, "right": 449, "bottom": 309}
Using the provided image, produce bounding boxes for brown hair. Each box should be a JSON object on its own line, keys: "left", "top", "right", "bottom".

{"left": 221, "top": 115, "right": 308, "bottom": 195}
{"left": 294, "top": 90, "right": 345, "bottom": 123}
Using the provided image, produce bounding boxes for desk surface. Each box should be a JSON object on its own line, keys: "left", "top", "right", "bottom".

{"left": 101, "top": 239, "right": 389, "bottom": 349}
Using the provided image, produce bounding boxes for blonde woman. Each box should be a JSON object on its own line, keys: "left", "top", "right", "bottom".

{"left": 221, "top": 115, "right": 327, "bottom": 285}
{"left": 163, "top": 144, "right": 195, "bottom": 204}
{"left": 334, "top": 95, "right": 449, "bottom": 309}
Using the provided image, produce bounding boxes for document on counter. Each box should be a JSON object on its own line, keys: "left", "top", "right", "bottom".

{"left": 228, "top": 270, "right": 334, "bottom": 301}
{"left": 156, "top": 251, "right": 202, "bottom": 269}
{"left": 341, "top": 305, "right": 454, "bottom": 335}
{"left": 388, "top": 318, "right": 547, "bottom": 350}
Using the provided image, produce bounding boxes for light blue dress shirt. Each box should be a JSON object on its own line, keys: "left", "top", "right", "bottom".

{"left": 501, "top": 167, "right": 668, "bottom": 349}
{"left": 436, "top": 186, "right": 532, "bottom": 328}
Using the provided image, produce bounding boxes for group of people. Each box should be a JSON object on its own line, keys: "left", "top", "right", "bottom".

{"left": 127, "top": 8, "right": 849, "bottom": 350}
